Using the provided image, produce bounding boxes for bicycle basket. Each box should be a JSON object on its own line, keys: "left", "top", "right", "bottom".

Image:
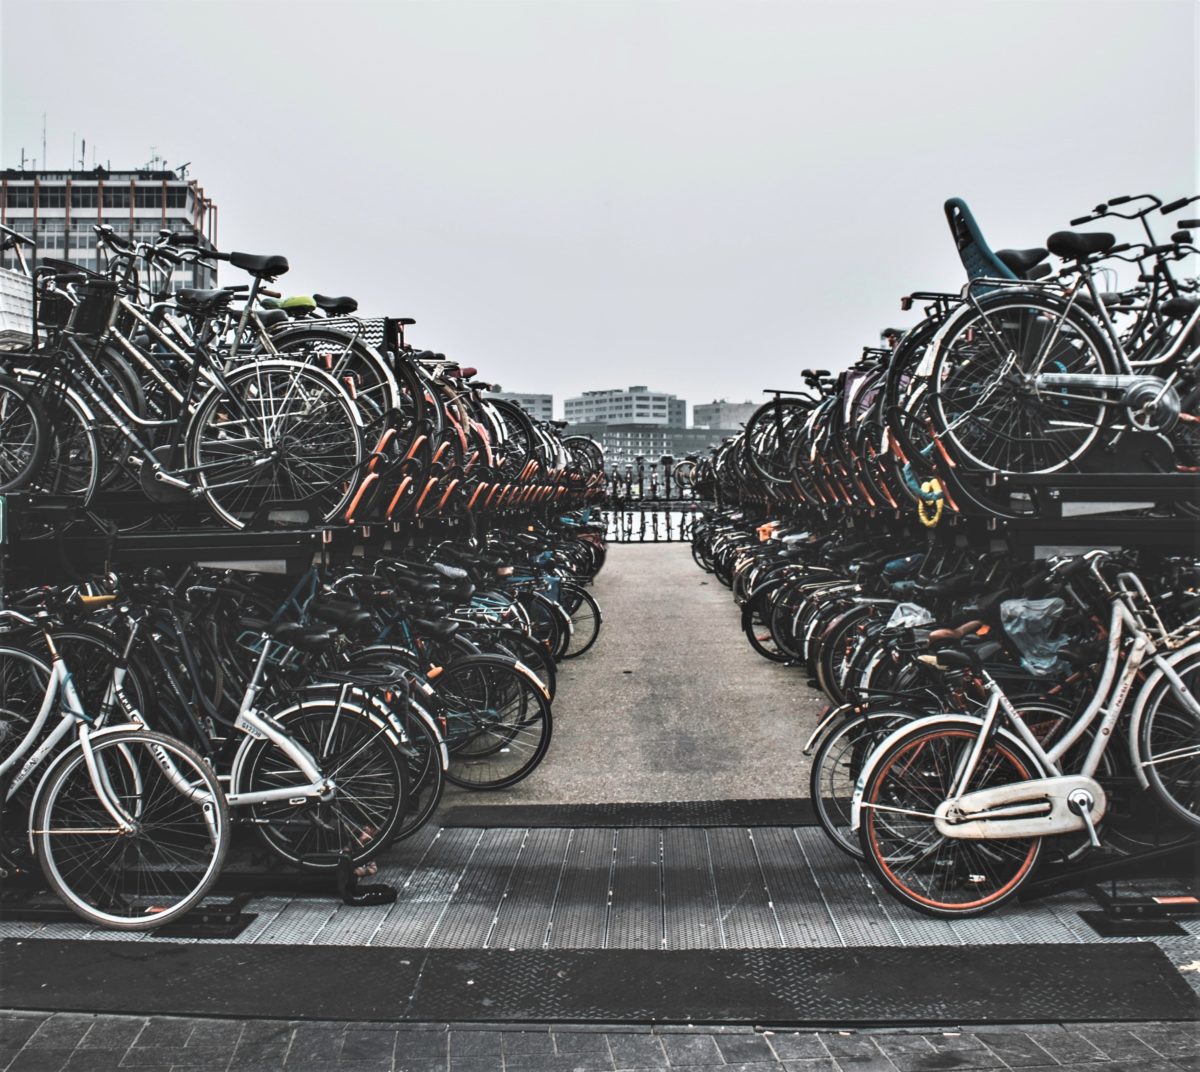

{"left": 66, "top": 278, "right": 120, "bottom": 335}
{"left": 35, "top": 287, "right": 73, "bottom": 330}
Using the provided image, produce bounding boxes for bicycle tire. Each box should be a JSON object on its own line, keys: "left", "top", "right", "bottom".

{"left": 33, "top": 729, "right": 229, "bottom": 930}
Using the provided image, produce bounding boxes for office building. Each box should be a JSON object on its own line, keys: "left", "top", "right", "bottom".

{"left": 566, "top": 421, "right": 738, "bottom": 468}
{"left": 564, "top": 386, "right": 686, "bottom": 428}
{"left": 693, "top": 399, "right": 757, "bottom": 429}
{"left": 1, "top": 165, "right": 219, "bottom": 289}
{"left": 486, "top": 391, "right": 554, "bottom": 422}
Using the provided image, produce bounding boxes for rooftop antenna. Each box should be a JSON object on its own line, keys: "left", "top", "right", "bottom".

{"left": 176, "top": 161, "right": 190, "bottom": 180}
{"left": 80, "top": 139, "right": 86, "bottom": 170}
{"left": 19, "top": 148, "right": 25, "bottom": 171}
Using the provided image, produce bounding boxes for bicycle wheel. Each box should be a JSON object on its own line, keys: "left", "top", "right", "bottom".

{"left": 0, "top": 643, "right": 52, "bottom": 770}
{"left": 858, "top": 722, "right": 1043, "bottom": 916}
{"left": 438, "top": 655, "right": 552, "bottom": 789}
{"left": 488, "top": 626, "right": 558, "bottom": 700}
{"left": 0, "top": 374, "right": 48, "bottom": 492}
{"left": 189, "top": 360, "right": 364, "bottom": 529}
{"left": 558, "top": 582, "right": 601, "bottom": 659}
{"left": 928, "top": 293, "right": 1115, "bottom": 475}
{"left": 1138, "top": 658, "right": 1200, "bottom": 829}
{"left": 32, "top": 729, "right": 229, "bottom": 930}
{"left": 392, "top": 698, "right": 447, "bottom": 840}
{"left": 237, "top": 695, "right": 408, "bottom": 870}
{"left": 810, "top": 709, "right": 915, "bottom": 858}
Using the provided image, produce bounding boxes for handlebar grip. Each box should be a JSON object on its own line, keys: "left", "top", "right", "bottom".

{"left": 1070, "top": 215, "right": 1094, "bottom": 226}
{"left": 1161, "top": 197, "right": 1192, "bottom": 215}
{"left": 1179, "top": 218, "right": 1200, "bottom": 228}
{"left": 209, "top": 250, "right": 230, "bottom": 261}
{"left": 1108, "top": 195, "right": 1134, "bottom": 206}
{"left": 1109, "top": 243, "right": 1133, "bottom": 254}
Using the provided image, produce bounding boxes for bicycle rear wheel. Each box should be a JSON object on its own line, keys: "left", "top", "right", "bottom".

{"left": 189, "top": 361, "right": 363, "bottom": 529}
{"left": 33, "top": 730, "right": 229, "bottom": 930}
{"left": 238, "top": 696, "right": 408, "bottom": 870}
{"left": 858, "top": 723, "right": 1042, "bottom": 916}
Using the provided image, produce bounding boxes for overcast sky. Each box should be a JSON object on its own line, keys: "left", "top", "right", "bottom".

{"left": 2, "top": 0, "right": 1196, "bottom": 418}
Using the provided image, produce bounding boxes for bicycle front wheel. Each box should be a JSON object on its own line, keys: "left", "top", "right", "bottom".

{"left": 33, "top": 730, "right": 229, "bottom": 930}
{"left": 858, "top": 723, "right": 1043, "bottom": 916}
{"left": 438, "top": 655, "right": 552, "bottom": 789}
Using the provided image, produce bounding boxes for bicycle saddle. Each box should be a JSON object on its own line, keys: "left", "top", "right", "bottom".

{"left": 411, "top": 618, "right": 460, "bottom": 641}
{"left": 995, "top": 247, "right": 1048, "bottom": 275}
{"left": 228, "top": 251, "right": 290, "bottom": 278}
{"left": 935, "top": 640, "right": 1003, "bottom": 668}
{"left": 314, "top": 294, "right": 358, "bottom": 316}
{"left": 309, "top": 600, "right": 373, "bottom": 631}
{"left": 175, "top": 287, "right": 233, "bottom": 311}
{"left": 267, "top": 621, "right": 338, "bottom": 652}
{"left": 1046, "top": 231, "right": 1115, "bottom": 260}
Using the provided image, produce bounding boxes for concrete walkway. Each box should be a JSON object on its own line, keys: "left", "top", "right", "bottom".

{"left": 455, "top": 543, "right": 823, "bottom": 805}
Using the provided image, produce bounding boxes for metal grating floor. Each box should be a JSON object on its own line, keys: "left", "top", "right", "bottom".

{"left": 3, "top": 824, "right": 1198, "bottom": 976}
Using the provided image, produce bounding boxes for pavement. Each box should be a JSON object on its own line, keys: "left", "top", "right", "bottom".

{"left": 443, "top": 543, "right": 823, "bottom": 806}
{"left": 1, "top": 1012, "right": 1197, "bottom": 1072}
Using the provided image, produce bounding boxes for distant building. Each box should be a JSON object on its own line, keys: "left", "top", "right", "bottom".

{"left": 564, "top": 386, "right": 686, "bottom": 428}
{"left": 487, "top": 391, "right": 553, "bottom": 422}
{"left": 693, "top": 399, "right": 757, "bottom": 429}
{"left": 566, "top": 421, "right": 736, "bottom": 468}
{"left": 1, "top": 166, "right": 219, "bottom": 289}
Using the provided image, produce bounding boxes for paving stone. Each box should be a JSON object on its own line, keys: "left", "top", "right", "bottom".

{"left": 80, "top": 1019, "right": 145, "bottom": 1049}
{"left": 781, "top": 1061, "right": 837, "bottom": 1072}
{"left": 716, "top": 1036, "right": 778, "bottom": 1064}
{"left": 228, "top": 1040, "right": 291, "bottom": 1070}
{"left": 658, "top": 1034, "right": 724, "bottom": 1066}
{"left": 394, "top": 1030, "right": 449, "bottom": 1059}
{"left": 1080, "top": 1028, "right": 1166, "bottom": 1062}
{"left": 392, "top": 1060, "right": 448, "bottom": 1072}
{"left": 132, "top": 1022, "right": 198, "bottom": 1049}
{"left": 819, "top": 1036, "right": 885, "bottom": 1060}
{"left": 122, "top": 1046, "right": 200, "bottom": 1070}
{"left": 972, "top": 1033, "right": 1053, "bottom": 1069}
{"left": 554, "top": 1033, "right": 611, "bottom": 1054}
{"left": 63, "top": 1050, "right": 129, "bottom": 1071}
{"left": 830, "top": 1055, "right": 898, "bottom": 1072}
{"left": 605, "top": 1034, "right": 666, "bottom": 1068}
{"left": 24, "top": 1019, "right": 90, "bottom": 1051}
{"left": 885, "top": 1051, "right": 1003, "bottom": 1072}
{"left": 286, "top": 1025, "right": 344, "bottom": 1065}
{"left": 1133, "top": 1025, "right": 1200, "bottom": 1058}
{"left": 870, "top": 1036, "right": 935, "bottom": 1058}
{"left": 768, "top": 1035, "right": 829, "bottom": 1061}
{"left": 448, "top": 1058, "right": 500, "bottom": 1072}
{"left": 504, "top": 1032, "right": 557, "bottom": 1056}
{"left": 6, "top": 1051, "right": 77, "bottom": 1072}
{"left": 340, "top": 1029, "right": 396, "bottom": 1064}
{"left": 503, "top": 1057, "right": 615, "bottom": 1072}
{"left": 0, "top": 1021, "right": 48, "bottom": 1050}
{"left": 449, "top": 1030, "right": 504, "bottom": 1057}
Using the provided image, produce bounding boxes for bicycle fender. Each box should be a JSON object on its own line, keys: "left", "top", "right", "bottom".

{"left": 848, "top": 714, "right": 1049, "bottom": 833}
